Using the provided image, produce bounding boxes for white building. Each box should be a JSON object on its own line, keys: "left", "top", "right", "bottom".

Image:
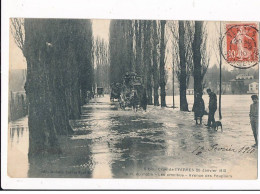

{"left": 247, "top": 82, "right": 258, "bottom": 94}
{"left": 236, "top": 74, "right": 254, "bottom": 80}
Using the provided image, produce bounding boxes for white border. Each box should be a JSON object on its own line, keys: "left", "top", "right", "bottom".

{"left": 2, "top": 0, "right": 260, "bottom": 190}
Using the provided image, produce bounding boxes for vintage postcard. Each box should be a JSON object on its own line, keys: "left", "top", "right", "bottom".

{"left": 2, "top": 0, "right": 260, "bottom": 191}
{"left": 7, "top": 18, "right": 259, "bottom": 181}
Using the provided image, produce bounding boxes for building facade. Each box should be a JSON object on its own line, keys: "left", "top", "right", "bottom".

{"left": 247, "top": 82, "right": 259, "bottom": 94}
{"left": 230, "top": 74, "right": 258, "bottom": 94}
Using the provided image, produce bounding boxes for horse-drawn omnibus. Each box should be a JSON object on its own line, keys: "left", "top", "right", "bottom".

{"left": 110, "top": 72, "right": 143, "bottom": 110}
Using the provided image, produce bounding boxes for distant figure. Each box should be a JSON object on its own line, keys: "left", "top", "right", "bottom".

{"left": 86, "top": 91, "right": 91, "bottom": 103}
{"left": 250, "top": 95, "right": 258, "bottom": 147}
{"left": 192, "top": 92, "right": 205, "bottom": 125}
{"left": 133, "top": 90, "right": 138, "bottom": 112}
{"left": 141, "top": 89, "right": 148, "bottom": 112}
{"left": 206, "top": 89, "right": 217, "bottom": 127}
{"left": 119, "top": 94, "right": 125, "bottom": 110}
{"left": 130, "top": 90, "right": 138, "bottom": 112}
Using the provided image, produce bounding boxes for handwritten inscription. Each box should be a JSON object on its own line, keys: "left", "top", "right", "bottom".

{"left": 192, "top": 144, "right": 256, "bottom": 155}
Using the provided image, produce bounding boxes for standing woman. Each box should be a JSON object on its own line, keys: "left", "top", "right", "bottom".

{"left": 192, "top": 92, "right": 205, "bottom": 125}
{"left": 206, "top": 88, "right": 217, "bottom": 127}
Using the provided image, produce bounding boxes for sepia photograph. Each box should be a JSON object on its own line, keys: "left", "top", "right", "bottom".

{"left": 2, "top": 0, "right": 260, "bottom": 191}
{"left": 7, "top": 18, "right": 258, "bottom": 179}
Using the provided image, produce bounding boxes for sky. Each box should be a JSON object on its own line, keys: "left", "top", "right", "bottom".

{"left": 9, "top": 19, "right": 253, "bottom": 72}
{"left": 92, "top": 19, "right": 110, "bottom": 42}
{"left": 9, "top": 28, "right": 27, "bottom": 69}
{"left": 9, "top": 19, "right": 111, "bottom": 70}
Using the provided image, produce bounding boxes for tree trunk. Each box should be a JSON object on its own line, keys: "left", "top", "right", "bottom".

{"left": 23, "top": 19, "right": 93, "bottom": 157}
{"left": 144, "top": 21, "right": 153, "bottom": 105}
{"left": 172, "top": 62, "right": 175, "bottom": 108}
{"left": 127, "top": 21, "right": 134, "bottom": 72}
{"left": 152, "top": 22, "right": 160, "bottom": 106}
{"left": 135, "top": 20, "right": 142, "bottom": 76}
{"left": 24, "top": 19, "right": 61, "bottom": 157}
{"left": 159, "top": 20, "right": 166, "bottom": 107}
{"left": 192, "top": 21, "right": 203, "bottom": 109}
{"left": 178, "top": 21, "right": 189, "bottom": 111}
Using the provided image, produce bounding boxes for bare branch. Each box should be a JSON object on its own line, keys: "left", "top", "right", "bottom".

{"left": 10, "top": 18, "right": 25, "bottom": 53}
{"left": 201, "top": 22, "right": 210, "bottom": 80}
{"left": 169, "top": 21, "right": 181, "bottom": 81}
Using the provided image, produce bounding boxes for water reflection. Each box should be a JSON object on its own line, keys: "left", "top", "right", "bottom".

{"left": 10, "top": 124, "right": 26, "bottom": 145}
{"left": 7, "top": 95, "right": 257, "bottom": 178}
{"left": 27, "top": 136, "right": 93, "bottom": 178}
{"left": 82, "top": 102, "right": 113, "bottom": 178}
{"left": 109, "top": 115, "right": 165, "bottom": 178}
{"left": 8, "top": 117, "right": 29, "bottom": 177}
{"left": 28, "top": 103, "right": 97, "bottom": 178}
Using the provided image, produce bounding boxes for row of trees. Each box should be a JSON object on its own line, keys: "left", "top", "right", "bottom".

{"left": 174, "top": 21, "right": 209, "bottom": 111}
{"left": 109, "top": 20, "right": 210, "bottom": 111}
{"left": 11, "top": 19, "right": 94, "bottom": 156}
{"left": 94, "top": 37, "right": 110, "bottom": 93}
{"left": 10, "top": 19, "right": 217, "bottom": 156}
{"left": 109, "top": 20, "right": 167, "bottom": 106}
{"left": 9, "top": 92, "right": 28, "bottom": 121}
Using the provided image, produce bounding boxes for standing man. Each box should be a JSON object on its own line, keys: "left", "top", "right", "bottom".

{"left": 141, "top": 89, "right": 148, "bottom": 112}
{"left": 206, "top": 89, "right": 217, "bottom": 127}
{"left": 250, "top": 95, "right": 258, "bottom": 147}
{"left": 132, "top": 90, "right": 138, "bottom": 112}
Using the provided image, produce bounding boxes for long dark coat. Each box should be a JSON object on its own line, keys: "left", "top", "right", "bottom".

{"left": 192, "top": 97, "right": 205, "bottom": 118}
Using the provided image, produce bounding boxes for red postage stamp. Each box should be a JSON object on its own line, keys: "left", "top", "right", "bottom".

{"left": 224, "top": 23, "right": 259, "bottom": 69}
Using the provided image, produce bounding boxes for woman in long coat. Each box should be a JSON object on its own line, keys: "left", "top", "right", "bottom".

{"left": 192, "top": 92, "right": 205, "bottom": 125}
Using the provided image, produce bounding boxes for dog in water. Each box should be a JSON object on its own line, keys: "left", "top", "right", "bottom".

{"left": 212, "top": 121, "right": 223, "bottom": 132}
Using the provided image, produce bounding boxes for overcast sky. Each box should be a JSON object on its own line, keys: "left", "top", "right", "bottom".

{"left": 10, "top": 19, "right": 111, "bottom": 70}
{"left": 9, "top": 19, "right": 242, "bottom": 71}
{"left": 9, "top": 28, "right": 27, "bottom": 69}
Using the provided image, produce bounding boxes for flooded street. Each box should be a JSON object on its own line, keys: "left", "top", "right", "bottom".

{"left": 8, "top": 118, "right": 29, "bottom": 177}
{"left": 8, "top": 95, "right": 257, "bottom": 179}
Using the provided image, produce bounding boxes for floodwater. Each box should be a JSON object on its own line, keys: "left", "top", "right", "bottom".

{"left": 8, "top": 95, "right": 257, "bottom": 179}
{"left": 8, "top": 118, "right": 29, "bottom": 177}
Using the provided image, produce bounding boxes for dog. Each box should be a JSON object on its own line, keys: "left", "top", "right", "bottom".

{"left": 212, "top": 121, "right": 223, "bottom": 132}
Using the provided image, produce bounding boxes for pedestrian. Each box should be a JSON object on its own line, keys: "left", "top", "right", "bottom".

{"left": 119, "top": 93, "right": 125, "bottom": 110}
{"left": 250, "top": 95, "right": 258, "bottom": 147}
{"left": 132, "top": 90, "right": 138, "bottom": 112}
{"left": 130, "top": 90, "right": 137, "bottom": 112}
{"left": 86, "top": 91, "right": 90, "bottom": 103}
{"left": 205, "top": 88, "right": 217, "bottom": 127}
{"left": 141, "top": 89, "right": 148, "bottom": 112}
{"left": 192, "top": 92, "right": 205, "bottom": 125}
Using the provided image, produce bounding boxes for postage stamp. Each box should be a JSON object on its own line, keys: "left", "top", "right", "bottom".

{"left": 222, "top": 23, "right": 259, "bottom": 69}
